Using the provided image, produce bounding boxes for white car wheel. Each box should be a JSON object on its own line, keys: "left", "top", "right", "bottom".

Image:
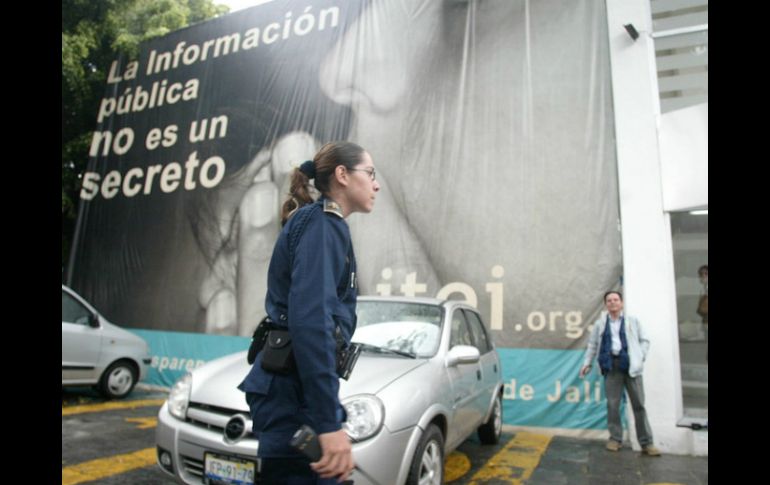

{"left": 99, "top": 360, "right": 137, "bottom": 399}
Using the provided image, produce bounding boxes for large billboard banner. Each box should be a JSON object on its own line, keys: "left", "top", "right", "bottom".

{"left": 69, "top": 0, "right": 620, "bottom": 430}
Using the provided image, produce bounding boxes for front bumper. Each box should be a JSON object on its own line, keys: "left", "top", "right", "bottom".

{"left": 157, "top": 403, "right": 257, "bottom": 484}
{"left": 156, "top": 402, "right": 417, "bottom": 485}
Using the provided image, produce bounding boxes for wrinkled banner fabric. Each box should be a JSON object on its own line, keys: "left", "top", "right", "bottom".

{"left": 68, "top": 0, "right": 620, "bottom": 431}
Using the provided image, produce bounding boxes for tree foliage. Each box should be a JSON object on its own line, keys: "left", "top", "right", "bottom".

{"left": 62, "top": 0, "right": 229, "bottom": 271}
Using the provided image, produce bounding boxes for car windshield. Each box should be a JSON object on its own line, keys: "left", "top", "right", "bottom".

{"left": 353, "top": 301, "right": 443, "bottom": 358}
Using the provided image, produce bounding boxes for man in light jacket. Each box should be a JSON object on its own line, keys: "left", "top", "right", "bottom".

{"left": 580, "top": 291, "right": 661, "bottom": 456}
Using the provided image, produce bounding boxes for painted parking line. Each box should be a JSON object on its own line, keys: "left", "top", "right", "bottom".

{"left": 466, "top": 431, "right": 552, "bottom": 484}
{"left": 61, "top": 447, "right": 156, "bottom": 485}
{"left": 62, "top": 399, "right": 166, "bottom": 416}
{"left": 125, "top": 417, "right": 158, "bottom": 429}
{"left": 446, "top": 451, "right": 472, "bottom": 481}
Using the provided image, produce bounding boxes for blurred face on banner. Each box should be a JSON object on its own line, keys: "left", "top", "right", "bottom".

{"left": 318, "top": 0, "right": 621, "bottom": 348}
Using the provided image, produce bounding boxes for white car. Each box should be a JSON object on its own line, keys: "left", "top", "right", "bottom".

{"left": 156, "top": 296, "right": 504, "bottom": 485}
{"left": 62, "top": 284, "right": 151, "bottom": 399}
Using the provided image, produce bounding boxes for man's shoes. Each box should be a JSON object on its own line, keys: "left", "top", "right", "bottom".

{"left": 606, "top": 440, "right": 621, "bottom": 451}
{"left": 641, "top": 445, "right": 661, "bottom": 456}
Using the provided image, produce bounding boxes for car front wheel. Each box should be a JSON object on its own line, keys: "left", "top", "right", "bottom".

{"left": 478, "top": 393, "right": 503, "bottom": 444}
{"left": 406, "top": 424, "right": 444, "bottom": 485}
{"left": 98, "top": 360, "right": 137, "bottom": 399}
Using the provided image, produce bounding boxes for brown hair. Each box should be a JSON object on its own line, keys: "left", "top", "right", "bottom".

{"left": 280, "top": 141, "right": 366, "bottom": 225}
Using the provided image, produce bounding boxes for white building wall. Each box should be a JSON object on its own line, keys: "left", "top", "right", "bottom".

{"left": 605, "top": 0, "right": 706, "bottom": 455}
{"left": 660, "top": 102, "right": 708, "bottom": 212}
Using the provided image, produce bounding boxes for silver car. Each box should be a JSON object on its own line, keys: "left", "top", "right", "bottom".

{"left": 156, "top": 296, "right": 503, "bottom": 485}
{"left": 62, "top": 284, "right": 152, "bottom": 399}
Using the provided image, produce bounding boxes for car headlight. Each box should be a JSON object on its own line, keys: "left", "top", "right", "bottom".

{"left": 342, "top": 394, "right": 384, "bottom": 442}
{"left": 168, "top": 373, "right": 192, "bottom": 420}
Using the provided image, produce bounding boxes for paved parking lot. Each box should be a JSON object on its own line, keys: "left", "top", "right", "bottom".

{"left": 62, "top": 387, "right": 707, "bottom": 485}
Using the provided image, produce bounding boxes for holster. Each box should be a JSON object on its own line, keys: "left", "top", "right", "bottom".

{"left": 336, "top": 342, "right": 361, "bottom": 381}
{"left": 247, "top": 317, "right": 273, "bottom": 365}
{"left": 334, "top": 325, "right": 361, "bottom": 380}
{"left": 255, "top": 322, "right": 361, "bottom": 379}
{"left": 260, "top": 329, "right": 295, "bottom": 374}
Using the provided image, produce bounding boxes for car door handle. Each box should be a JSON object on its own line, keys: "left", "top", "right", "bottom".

{"left": 494, "top": 364, "right": 498, "bottom": 374}
{"left": 476, "top": 370, "right": 481, "bottom": 380}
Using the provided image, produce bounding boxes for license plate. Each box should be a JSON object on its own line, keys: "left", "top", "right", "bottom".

{"left": 203, "top": 452, "right": 256, "bottom": 485}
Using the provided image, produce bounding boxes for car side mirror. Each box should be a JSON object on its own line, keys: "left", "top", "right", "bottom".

{"left": 88, "top": 313, "right": 100, "bottom": 328}
{"left": 446, "top": 345, "right": 480, "bottom": 367}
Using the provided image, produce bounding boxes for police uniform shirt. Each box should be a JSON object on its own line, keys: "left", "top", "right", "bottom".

{"left": 239, "top": 198, "right": 357, "bottom": 456}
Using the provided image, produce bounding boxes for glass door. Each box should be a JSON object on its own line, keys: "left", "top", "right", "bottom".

{"left": 670, "top": 210, "right": 708, "bottom": 425}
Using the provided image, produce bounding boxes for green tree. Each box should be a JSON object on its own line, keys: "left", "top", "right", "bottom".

{"left": 62, "top": 0, "right": 229, "bottom": 275}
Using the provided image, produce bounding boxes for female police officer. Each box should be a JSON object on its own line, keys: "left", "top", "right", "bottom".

{"left": 239, "top": 141, "right": 379, "bottom": 484}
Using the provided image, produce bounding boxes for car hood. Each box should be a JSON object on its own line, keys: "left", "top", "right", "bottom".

{"left": 339, "top": 354, "right": 428, "bottom": 397}
{"left": 189, "top": 352, "right": 251, "bottom": 411}
{"left": 188, "top": 351, "right": 427, "bottom": 412}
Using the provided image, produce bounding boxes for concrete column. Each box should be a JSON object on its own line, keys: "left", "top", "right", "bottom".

{"left": 604, "top": 0, "right": 702, "bottom": 455}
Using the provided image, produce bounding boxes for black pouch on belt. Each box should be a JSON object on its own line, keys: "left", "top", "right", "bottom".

{"left": 247, "top": 317, "right": 272, "bottom": 365}
{"left": 260, "top": 329, "right": 295, "bottom": 374}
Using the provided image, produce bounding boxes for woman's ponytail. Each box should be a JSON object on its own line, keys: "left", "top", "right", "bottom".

{"left": 280, "top": 161, "right": 316, "bottom": 225}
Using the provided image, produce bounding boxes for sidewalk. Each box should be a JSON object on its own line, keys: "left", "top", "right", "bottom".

{"left": 526, "top": 436, "right": 708, "bottom": 485}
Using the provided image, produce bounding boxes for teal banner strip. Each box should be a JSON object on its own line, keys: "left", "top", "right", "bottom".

{"left": 127, "top": 331, "right": 610, "bottom": 430}
{"left": 129, "top": 329, "right": 250, "bottom": 388}
{"left": 498, "top": 348, "right": 607, "bottom": 430}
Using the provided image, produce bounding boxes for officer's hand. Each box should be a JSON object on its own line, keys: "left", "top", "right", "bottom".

{"left": 311, "top": 429, "right": 354, "bottom": 481}
{"left": 579, "top": 365, "right": 591, "bottom": 378}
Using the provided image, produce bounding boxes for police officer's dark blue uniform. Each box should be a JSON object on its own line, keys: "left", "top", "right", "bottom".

{"left": 238, "top": 196, "right": 357, "bottom": 483}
